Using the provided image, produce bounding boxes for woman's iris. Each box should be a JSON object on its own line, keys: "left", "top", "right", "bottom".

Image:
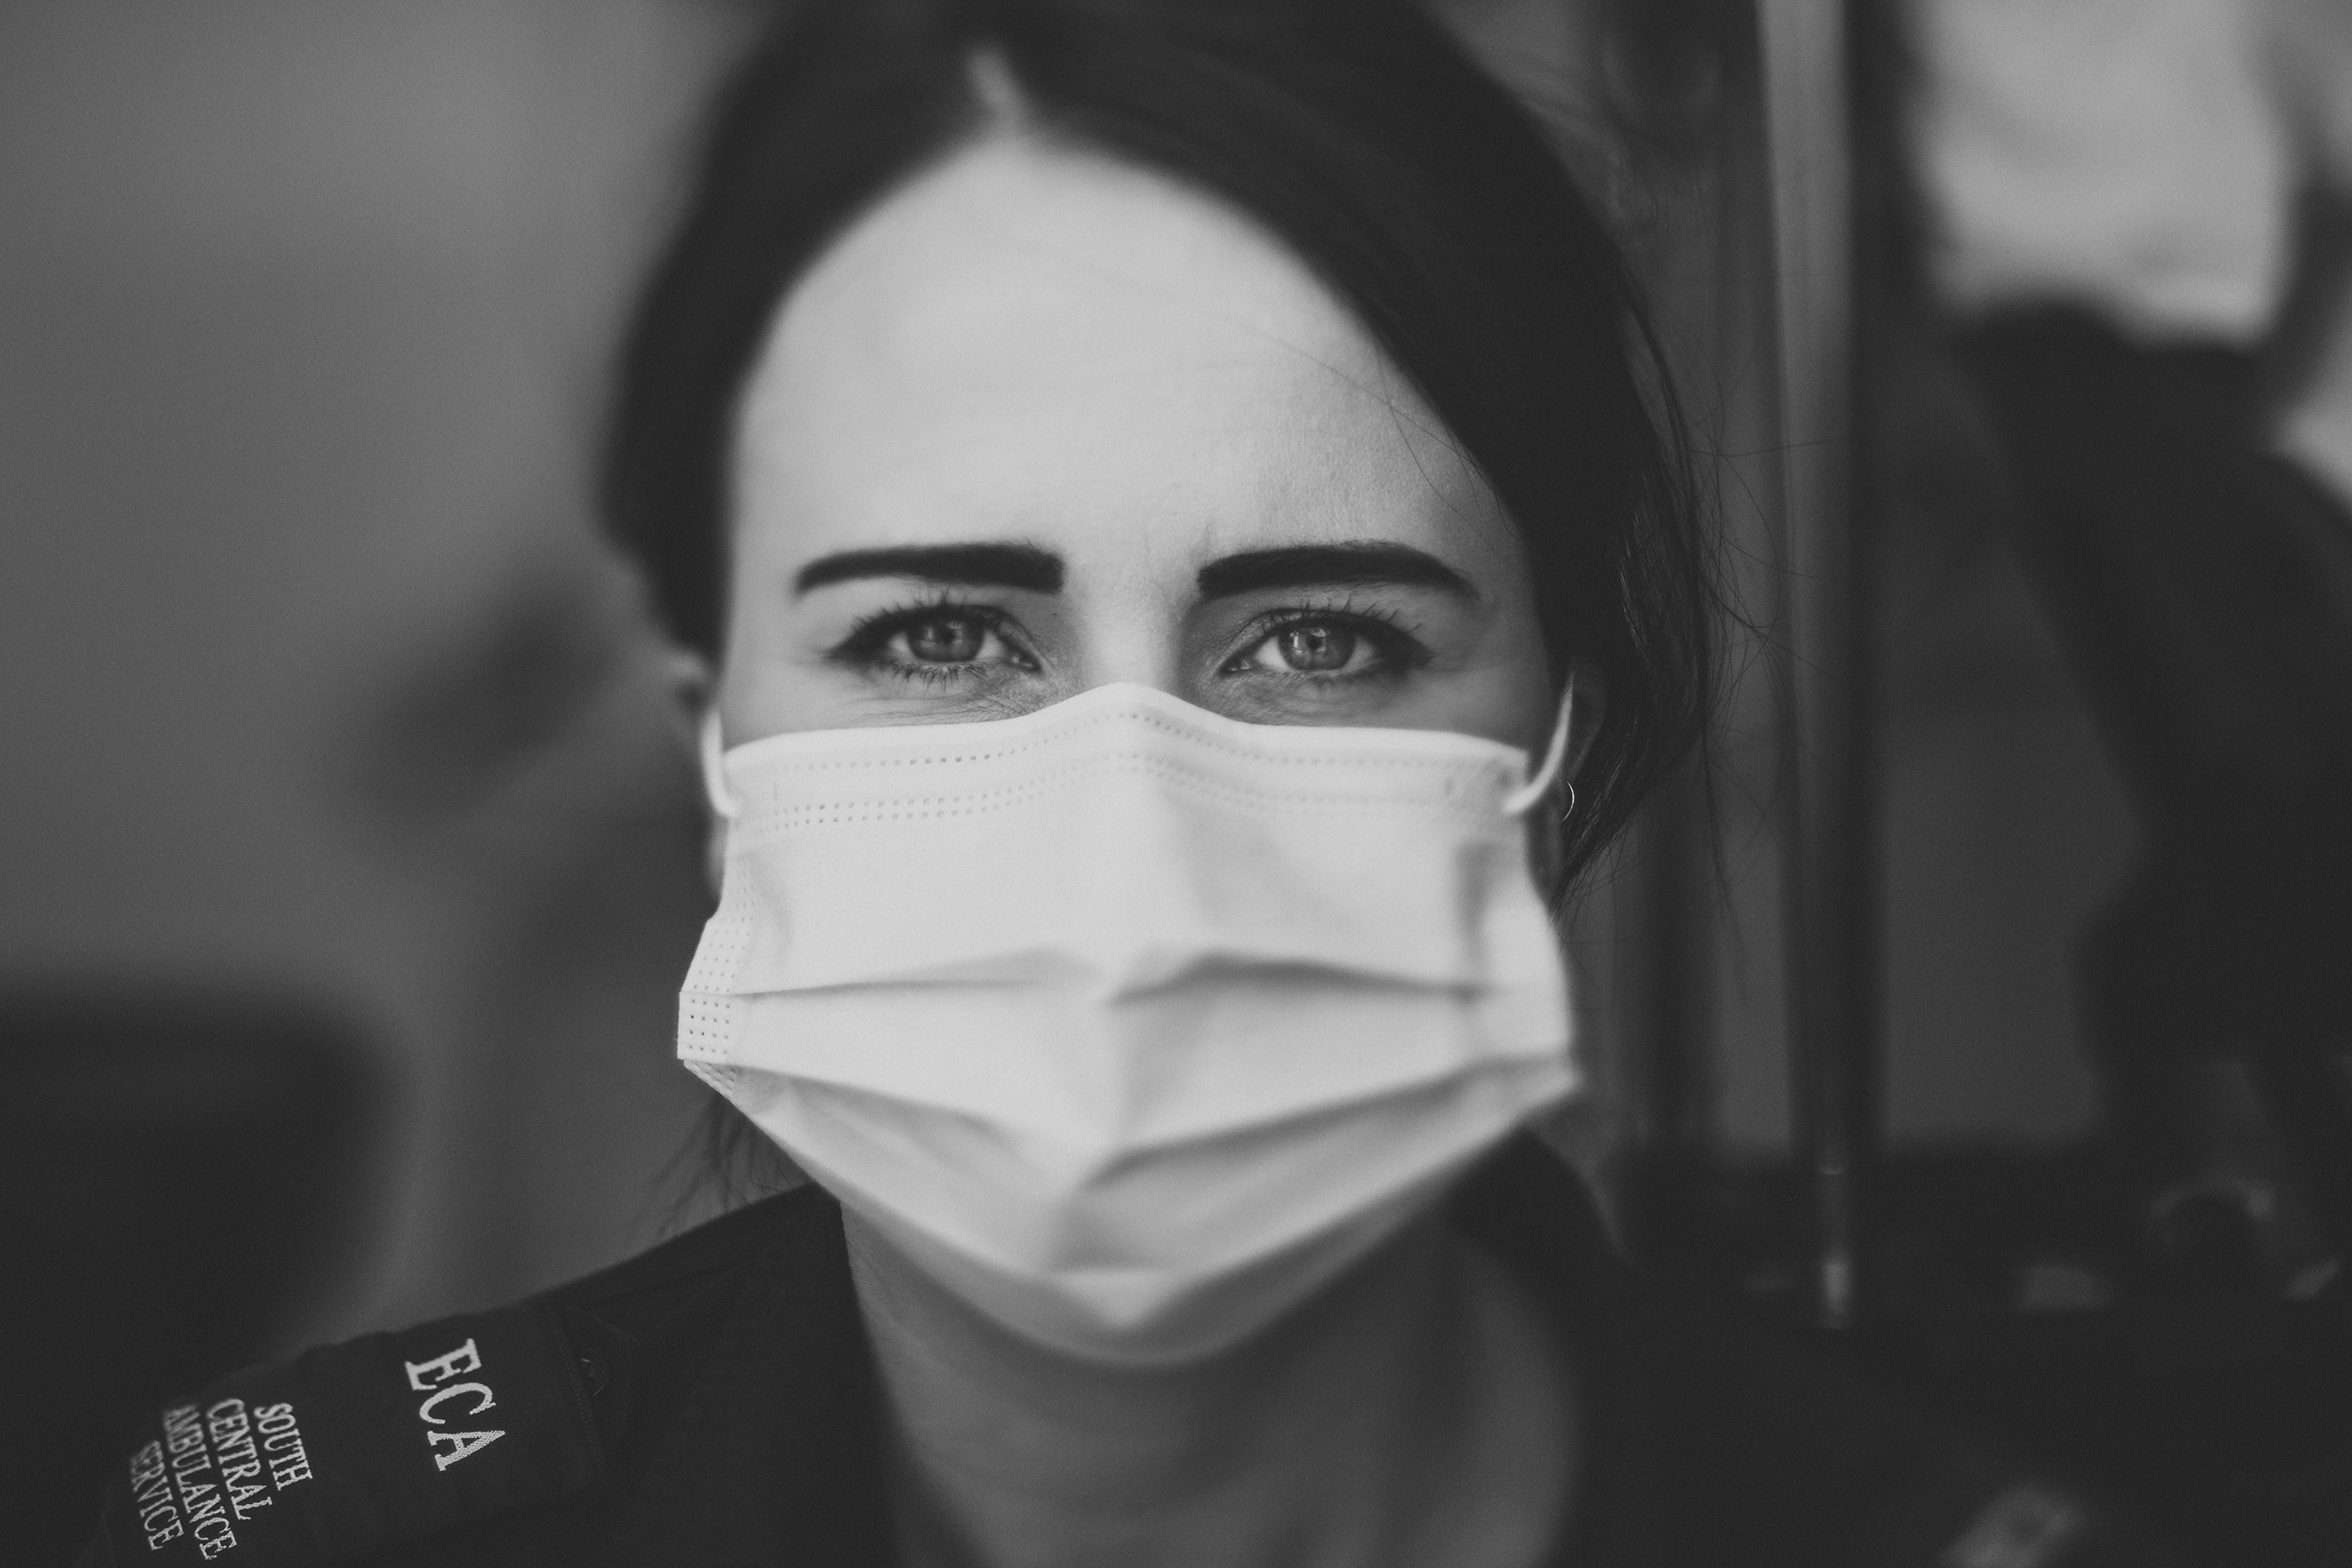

{"left": 1276, "top": 623, "right": 1357, "bottom": 673}
{"left": 906, "top": 612, "right": 988, "bottom": 663}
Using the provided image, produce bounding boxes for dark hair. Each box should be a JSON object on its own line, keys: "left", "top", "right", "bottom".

{"left": 604, "top": 0, "right": 1711, "bottom": 881}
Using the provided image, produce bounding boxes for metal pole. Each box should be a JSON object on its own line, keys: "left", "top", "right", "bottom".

{"left": 1756, "top": 0, "right": 1873, "bottom": 1330}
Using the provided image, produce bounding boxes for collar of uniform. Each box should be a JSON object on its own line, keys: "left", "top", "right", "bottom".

{"left": 585, "top": 1189, "right": 889, "bottom": 1568}
{"left": 1447, "top": 1134, "right": 1667, "bottom": 1568}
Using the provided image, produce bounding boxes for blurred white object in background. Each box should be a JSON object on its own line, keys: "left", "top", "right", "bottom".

{"left": 2265, "top": 0, "right": 2352, "bottom": 507}
{"left": 1907, "top": 0, "right": 2295, "bottom": 345}
{"left": 1909, "top": 0, "right": 2352, "bottom": 499}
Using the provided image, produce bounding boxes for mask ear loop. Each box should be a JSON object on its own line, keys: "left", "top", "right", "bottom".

{"left": 1503, "top": 682, "right": 1578, "bottom": 819}
{"left": 700, "top": 708, "right": 741, "bottom": 822}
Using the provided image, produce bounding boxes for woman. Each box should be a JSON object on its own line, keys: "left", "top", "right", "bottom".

{"left": 78, "top": 4, "right": 2156, "bottom": 1565}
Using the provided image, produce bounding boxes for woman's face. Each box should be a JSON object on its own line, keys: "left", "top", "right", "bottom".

{"left": 719, "top": 136, "right": 1557, "bottom": 757}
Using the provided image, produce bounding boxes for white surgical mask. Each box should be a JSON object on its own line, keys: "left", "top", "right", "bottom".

{"left": 679, "top": 681, "right": 1576, "bottom": 1366}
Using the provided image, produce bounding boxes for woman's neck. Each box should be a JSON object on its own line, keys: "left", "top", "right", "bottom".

{"left": 842, "top": 1207, "right": 1578, "bottom": 1568}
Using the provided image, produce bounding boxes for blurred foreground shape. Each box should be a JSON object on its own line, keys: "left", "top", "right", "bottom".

{"left": 0, "top": 987, "right": 377, "bottom": 1563}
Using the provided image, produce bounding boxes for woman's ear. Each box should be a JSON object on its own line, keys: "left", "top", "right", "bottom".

{"left": 1526, "top": 662, "right": 1607, "bottom": 897}
{"left": 1563, "top": 660, "right": 1608, "bottom": 789}
{"left": 664, "top": 649, "right": 727, "bottom": 895}
{"left": 663, "top": 648, "right": 715, "bottom": 747}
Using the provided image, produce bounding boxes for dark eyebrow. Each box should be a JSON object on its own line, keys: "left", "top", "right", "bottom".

{"left": 1196, "top": 543, "right": 1472, "bottom": 600}
{"left": 793, "top": 543, "right": 1064, "bottom": 595}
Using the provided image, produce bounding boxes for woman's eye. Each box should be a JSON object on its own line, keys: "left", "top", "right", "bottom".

{"left": 1232, "top": 619, "right": 1386, "bottom": 677}
{"left": 844, "top": 606, "right": 1037, "bottom": 676}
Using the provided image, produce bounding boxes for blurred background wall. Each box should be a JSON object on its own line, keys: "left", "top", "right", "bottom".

{"left": 0, "top": 0, "right": 759, "bottom": 1350}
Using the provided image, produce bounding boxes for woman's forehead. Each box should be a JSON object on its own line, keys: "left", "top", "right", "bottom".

{"left": 729, "top": 136, "right": 1518, "bottom": 584}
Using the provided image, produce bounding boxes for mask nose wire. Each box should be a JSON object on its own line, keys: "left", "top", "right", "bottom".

{"left": 1502, "top": 681, "right": 1577, "bottom": 819}
{"left": 700, "top": 708, "right": 741, "bottom": 822}
{"left": 705, "top": 689, "right": 1574, "bottom": 822}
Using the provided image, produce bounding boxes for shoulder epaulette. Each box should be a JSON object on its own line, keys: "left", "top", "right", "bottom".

{"left": 74, "top": 1185, "right": 826, "bottom": 1567}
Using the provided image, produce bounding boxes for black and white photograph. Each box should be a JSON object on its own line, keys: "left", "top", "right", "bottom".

{"left": 5, "top": 2, "right": 2350, "bottom": 1564}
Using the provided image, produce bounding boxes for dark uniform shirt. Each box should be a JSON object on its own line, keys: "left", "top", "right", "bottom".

{"left": 75, "top": 1138, "right": 2166, "bottom": 1568}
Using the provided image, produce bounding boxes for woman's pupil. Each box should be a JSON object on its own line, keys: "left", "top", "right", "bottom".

{"left": 1279, "top": 623, "right": 1355, "bottom": 672}
{"left": 909, "top": 613, "right": 984, "bottom": 662}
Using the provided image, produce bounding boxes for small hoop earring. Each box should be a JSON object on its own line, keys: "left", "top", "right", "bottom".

{"left": 1562, "top": 782, "right": 1577, "bottom": 820}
